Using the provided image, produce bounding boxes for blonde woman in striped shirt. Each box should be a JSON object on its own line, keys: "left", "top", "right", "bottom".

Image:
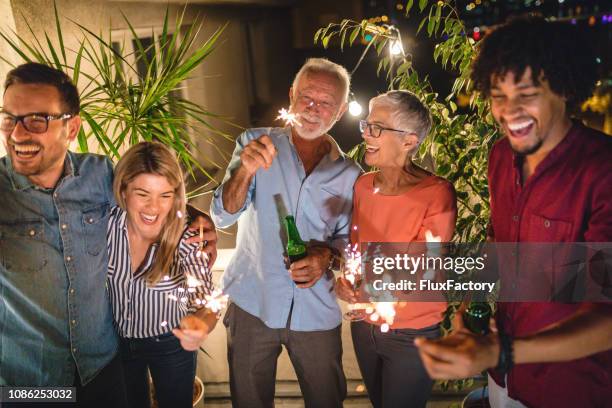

{"left": 107, "top": 142, "right": 217, "bottom": 408}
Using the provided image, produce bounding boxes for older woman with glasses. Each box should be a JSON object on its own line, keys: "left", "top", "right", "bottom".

{"left": 336, "top": 90, "right": 457, "bottom": 408}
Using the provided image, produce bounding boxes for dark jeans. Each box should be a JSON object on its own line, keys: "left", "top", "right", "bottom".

{"left": 119, "top": 333, "right": 197, "bottom": 408}
{"left": 351, "top": 320, "right": 441, "bottom": 408}
{"left": 1, "top": 353, "right": 128, "bottom": 408}
{"left": 224, "top": 302, "right": 347, "bottom": 408}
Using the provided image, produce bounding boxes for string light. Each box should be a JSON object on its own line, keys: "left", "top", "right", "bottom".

{"left": 348, "top": 92, "right": 363, "bottom": 117}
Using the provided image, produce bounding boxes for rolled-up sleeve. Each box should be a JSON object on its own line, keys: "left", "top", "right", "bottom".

{"left": 210, "top": 130, "right": 256, "bottom": 228}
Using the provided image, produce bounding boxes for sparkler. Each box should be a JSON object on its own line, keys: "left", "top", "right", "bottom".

{"left": 276, "top": 108, "right": 302, "bottom": 127}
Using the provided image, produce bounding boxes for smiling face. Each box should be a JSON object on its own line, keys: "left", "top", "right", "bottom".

{"left": 123, "top": 173, "right": 176, "bottom": 243}
{"left": 362, "top": 104, "right": 416, "bottom": 169}
{"left": 489, "top": 67, "right": 569, "bottom": 156}
{"left": 289, "top": 71, "right": 347, "bottom": 140}
{"left": 1, "top": 83, "right": 80, "bottom": 188}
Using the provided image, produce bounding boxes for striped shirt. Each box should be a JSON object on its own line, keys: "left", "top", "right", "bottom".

{"left": 106, "top": 206, "right": 213, "bottom": 338}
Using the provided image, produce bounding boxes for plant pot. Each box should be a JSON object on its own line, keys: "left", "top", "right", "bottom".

{"left": 149, "top": 375, "right": 204, "bottom": 407}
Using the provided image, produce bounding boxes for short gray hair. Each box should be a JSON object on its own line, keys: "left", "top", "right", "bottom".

{"left": 369, "top": 90, "right": 432, "bottom": 144}
{"left": 292, "top": 58, "right": 351, "bottom": 103}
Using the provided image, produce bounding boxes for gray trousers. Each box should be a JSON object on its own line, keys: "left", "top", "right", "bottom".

{"left": 224, "top": 302, "right": 347, "bottom": 408}
{"left": 351, "top": 321, "right": 440, "bottom": 408}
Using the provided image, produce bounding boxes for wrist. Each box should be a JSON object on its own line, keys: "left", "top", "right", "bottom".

{"left": 495, "top": 331, "right": 515, "bottom": 374}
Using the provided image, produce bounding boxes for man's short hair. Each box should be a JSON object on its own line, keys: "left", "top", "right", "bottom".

{"left": 470, "top": 15, "right": 597, "bottom": 111}
{"left": 369, "top": 90, "right": 432, "bottom": 144}
{"left": 292, "top": 58, "right": 351, "bottom": 103}
{"left": 4, "top": 62, "right": 80, "bottom": 115}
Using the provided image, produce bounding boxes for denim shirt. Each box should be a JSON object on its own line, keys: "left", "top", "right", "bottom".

{"left": 211, "top": 127, "right": 361, "bottom": 331}
{"left": 0, "top": 152, "right": 118, "bottom": 386}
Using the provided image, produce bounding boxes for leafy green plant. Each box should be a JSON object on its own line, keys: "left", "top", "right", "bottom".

{"left": 315, "top": 0, "right": 500, "bottom": 244}
{"left": 1, "top": 2, "right": 234, "bottom": 185}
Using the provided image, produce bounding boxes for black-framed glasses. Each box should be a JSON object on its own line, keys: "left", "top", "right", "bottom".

{"left": 359, "top": 120, "right": 408, "bottom": 138}
{"left": 0, "top": 111, "right": 73, "bottom": 134}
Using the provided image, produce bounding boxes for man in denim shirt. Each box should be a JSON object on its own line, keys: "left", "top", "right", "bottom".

{"left": 0, "top": 63, "right": 216, "bottom": 407}
{"left": 211, "top": 58, "right": 361, "bottom": 407}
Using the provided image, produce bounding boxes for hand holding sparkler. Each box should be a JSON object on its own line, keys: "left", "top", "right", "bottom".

{"left": 239, "top": 135, "right": 277, "bottom": 176}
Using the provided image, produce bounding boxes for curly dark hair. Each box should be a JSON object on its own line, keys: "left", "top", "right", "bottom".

{"left": 470, "top": 15, "right": 598, "bottom": 111}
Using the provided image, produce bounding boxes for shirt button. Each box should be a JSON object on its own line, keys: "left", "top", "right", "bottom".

{"left": 70, "top": 288, "right": 75, "bottom": 294}
{"left": 544, "top": 220, "right": 551, "bottom": 228}
{"left": 66, "top": 256, "right": 72, "bottom": 262}
{"left": 87, "top": 217, "right": 94, "bottom": 224}
{"left": 512, "top": 215, "right": 519, "bottom": 222}
{"left": 61, "top": 224, "right": 67, "bottom": 230}
{"left": 53, "top": 192, "right": 58, "bottom": 198}
{"left": 72, "top": 348, "right": 77, "bottom": 353}
{"left": 71, "top": 320, "right": 76, "bottom": 325}
{"left": 28, "top": 229, "right": 36, "bottom": 236}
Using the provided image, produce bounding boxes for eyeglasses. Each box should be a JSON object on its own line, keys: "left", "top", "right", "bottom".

{"left": 0, "top": 111, "right": 73, "bottom": 134}
{"left": 296, "top": 94, "right": 337, "bottom": 111}
{"left": 359, "top": 120, "right": 409, "bottom": 138}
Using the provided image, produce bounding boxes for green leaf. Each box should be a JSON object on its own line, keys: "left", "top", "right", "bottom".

{"left": 406, "top": 0, "right": 415, "bottom": 14}
{"left": 349, "top": 26, "right": 360, "bottom": 45}
{"left": 419, "top": 0, "right": 428, "bottom": 12}
{"left": 322, "top": 36, "right": 330, "bottom": 49}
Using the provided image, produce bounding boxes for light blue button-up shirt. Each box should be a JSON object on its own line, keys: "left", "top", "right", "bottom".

{"left": 211, "top": 127, "right": 361, "bottom": 331}
{"left": 0, "top": 152, "right": 118, "bottom": 386}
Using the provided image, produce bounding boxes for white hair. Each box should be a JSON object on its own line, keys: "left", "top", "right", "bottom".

{"left": 369, "top": 90, "right": 432, "bottom": 144}
{"left": 292, "top": 58, "right": 351, "bottom": 103}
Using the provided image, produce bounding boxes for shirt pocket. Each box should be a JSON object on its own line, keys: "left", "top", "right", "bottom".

{"left": 0, "top": 219, "right": 47, "bottom": 273}
{"left": 526, "top": 213, "right": 574, "bottom": 242}
{"left": 82, "top": 202, "right": 109, "bottom": 256}
{"left": 316, "top": 186, "right": 347, "bottom": 232}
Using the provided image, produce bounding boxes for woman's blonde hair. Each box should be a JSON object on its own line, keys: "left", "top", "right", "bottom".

{"left": 113, "top": 142, "right": 187, "bottom": 285}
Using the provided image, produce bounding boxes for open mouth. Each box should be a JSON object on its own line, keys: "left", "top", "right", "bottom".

{"left": 13, "top": 144, "right": 41, "bottom": 159}
{"left": 140, "top": 213, "right": 159, "bottom": 225}
{"left": 506, "top": 119, "right": 534, "bottom": 139}
{"left": 365, "top": 144, "right": 380, "bottom": 153}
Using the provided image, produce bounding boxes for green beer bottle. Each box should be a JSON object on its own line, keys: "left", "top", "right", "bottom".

{"left": 463, "top": 301, "right": 492, "bottom": 335}
{"left": 284, "top": 215, "right": 307, "bottom": 264}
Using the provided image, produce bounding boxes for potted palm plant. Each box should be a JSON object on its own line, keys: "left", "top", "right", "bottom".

{"left": 0, "top": 2, "right": 234, "bottom": 188}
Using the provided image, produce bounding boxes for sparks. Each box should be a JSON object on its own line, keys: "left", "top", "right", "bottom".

{"left": 186, "top": 273, "right": 203, "bottom": 288}
{"left": 202, "top": 289, "right": 229, "bottom": 313}
{"left": 276, "top": 108, "right": 302, "bottom": 127}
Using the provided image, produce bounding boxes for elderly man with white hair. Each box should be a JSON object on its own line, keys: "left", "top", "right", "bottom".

{"left": 211, "top": 58, "right": 361, "bottom": 408}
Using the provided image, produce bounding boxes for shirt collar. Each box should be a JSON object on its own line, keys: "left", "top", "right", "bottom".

{"left": 287, "top": 127, "right": 344, "bottom": 162}
{"left": 116, "top": 206, "right": 160, "bottom": 279}
{"left": 7, "top": 151, "right": 76, "bottom": 192}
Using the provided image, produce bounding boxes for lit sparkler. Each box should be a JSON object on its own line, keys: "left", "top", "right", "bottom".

{"left": 276, "top": 108, "right": 302, "bottom": 127}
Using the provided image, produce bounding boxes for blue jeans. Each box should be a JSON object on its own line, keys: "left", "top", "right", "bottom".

{"left": 119, "top": 333, "right": 196, "bottom": 408}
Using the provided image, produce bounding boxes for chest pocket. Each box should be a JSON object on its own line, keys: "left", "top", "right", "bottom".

{"left": 526, "top": 214, "right": 574, "bottom": 242}
{"left": 82, "top": 202, "right": 109, "bottom": 256}
{"left": 316, "top": 187, "right": 346, "bottom": 231}
{"left": 0, "top": 219, "right": 47, "bottom": 272}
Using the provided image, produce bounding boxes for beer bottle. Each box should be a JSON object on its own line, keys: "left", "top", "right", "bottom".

{"left": 463, "top": 301, "right": 491, "bottom": 335}
{"left": 284, "top": 215, "right": 307, "bottom": 263}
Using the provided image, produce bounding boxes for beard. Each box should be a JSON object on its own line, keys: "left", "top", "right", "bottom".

{"left": 509, "top": 138, "right": 543, "bottom": 156}
{"left": 294, "top": 112, "right": 335, "bottom": 140}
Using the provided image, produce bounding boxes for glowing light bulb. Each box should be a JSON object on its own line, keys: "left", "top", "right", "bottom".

{"left": 389, "top": 40, "right": 403, "bottom": 56}
{"left": 348, "top": 100, "right": 363, "bottom": 116}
